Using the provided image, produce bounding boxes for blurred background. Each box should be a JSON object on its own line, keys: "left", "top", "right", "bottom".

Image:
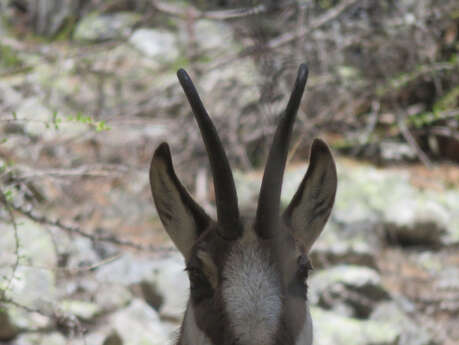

{"left": 0, "top": 0, "right": 458, "bottom": 344}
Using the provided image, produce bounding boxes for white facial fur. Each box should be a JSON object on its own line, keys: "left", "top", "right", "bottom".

{"left": 222, "top": 231, "right": 282, "bottom": 345}
{"left": 181, "top": 228, "right": 313, "bottom": 345}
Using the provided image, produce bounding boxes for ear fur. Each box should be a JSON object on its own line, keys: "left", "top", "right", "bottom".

{"left": 283, "top": 139, "right": 337, "bottom": 253}
{"left": 149, "top": 143, "right": 212, "bottom": 259}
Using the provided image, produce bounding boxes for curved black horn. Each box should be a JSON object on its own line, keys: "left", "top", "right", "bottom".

{"left": 255, "top": 64, "right": 309, "bottom": 238}
{"left": 177, "top": 69, "right": 241, "bottom": 240}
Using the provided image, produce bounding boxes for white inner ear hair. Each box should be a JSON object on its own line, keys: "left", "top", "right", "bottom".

{"left": 222, "top": 234, "right": 282, "bottom": 345}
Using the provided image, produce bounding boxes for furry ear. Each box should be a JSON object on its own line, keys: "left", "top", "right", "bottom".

{"left": 149, "top": 143, "right": 212, "bottom": 259}
{"left": 283, "top": 139, "right": 337, "bottom": 253}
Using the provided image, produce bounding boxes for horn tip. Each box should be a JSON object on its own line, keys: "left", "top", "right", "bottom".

{"left": 297, "top": 63, "right": 309, "bottom": 84}
{"left": 177, "top": 68, "right": 189, "bottom": 83}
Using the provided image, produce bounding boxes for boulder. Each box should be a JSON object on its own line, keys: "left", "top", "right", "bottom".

{"left": 74, "top": 12, "right": 141, "bottom": 42}
{"left": 14, "top": 332, "right": 67, "bottom": 345}
{"left": 312, "top": 307, "right": 399, "bottom": 345}
{"left": 309, "top": 265, "right": 390, "bottom": 318}
{"left": 335, "top": 163, "right": 459, "bottom": 246}
{"left": 60, "top": 299, "right": 102, "bottom": 321}
{"left": 142, "top": 253, "right": 188, "bottom": 320}
{"left": 283, "top": 162, "right": 459, "bottom": 247}
{"left": 129, "top": 29, "right": 179, "bottom": 62}
{"left": 370, "top": 302, "right": 436, "bottom": 345}
{"left": 310, "top": 221, "right": 379, "bottom": 269}
{"left": 95, "top": 253, "right": 154, "bottom": 286}
{"left": 0, "top": 219, "right": 57, "bottom": 309}
{"left": 179, "top": 19, "right": 235, "bottom": 54}
{"left": 106, "top": 299, "right": 169, "bottom": 345}
{"left": 94, "top": 283, "right": 133, "bottom": 312}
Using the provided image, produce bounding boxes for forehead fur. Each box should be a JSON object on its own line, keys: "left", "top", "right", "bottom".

{"left": 222, "top": 228, "right": 282, "bottom": 345}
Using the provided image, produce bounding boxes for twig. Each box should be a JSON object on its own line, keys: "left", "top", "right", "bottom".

{"left": 352, "top": 100, "right": 380, "bottom": 155}
{"left": 9, "top": 201, "right": 174, "bottom": 253}
{"left": 266, "top": 0, "right": 362, "bottom": 50}
{"left": 0, "top": 191, "right": 20, "bottom": 299}
{"left": 209, "top": 0, "right": 362, "bottom": 69}
{"left": 0, "top": 297, "right": 86, "bottom": 342}
{"left": 151, "top": 0, "right": 272, "bottom": 20}
{"left": 14, "top": 164, "right": 129, "bottom": 181}
{"left": 397, "top": 112, "right": 433, "bottom": 168}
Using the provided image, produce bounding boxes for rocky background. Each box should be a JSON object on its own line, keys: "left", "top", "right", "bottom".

{"left": 0, "top": 1, "right": 458, "bottom": 345}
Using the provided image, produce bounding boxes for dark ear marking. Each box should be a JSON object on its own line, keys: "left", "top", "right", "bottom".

{"left": 283, "top": 138, "right": 337, "bottom": 253}
{"left": 149, "top": 143, "right": 212, "bottom": 259}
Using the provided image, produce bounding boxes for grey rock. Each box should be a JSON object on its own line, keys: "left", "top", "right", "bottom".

{"left": 59, "top": 299, "right": 102, "bottom": 321}
{"left": 94, "top": 252, "right": 188, "bottom": 319}
{"left": 0, "top": 219, "right": 57, "bottom": 309}
{"left": 144, "top": 253, "right": 188, "bottom": 320}
{"left": 64, "top": 236, "right": 101, "bottom": 270}
{"left": 180, "top": 19, "right": 235, "bottom": 54}
{"left": 312, "top": 307, "right": 399, "bottom": 345}
{"left": 310, "top": 221, "right": 379, "bottom": 269}
{"left": 6, "top": 266, "right": 57, "bottom": 310}
{"left": 106, "top": 299, "right": 169, "bottom": 345}
{"left": 4, "top": 304, "right": 51, "bottom": 333}
{"left": 309, "top": 265, "right": 390, "bottom": 318}
{"left": 200, "top": 59, "right": 259, "bottom": 112}
{"left": 0, "top": 82, "right": 23, "bottom": 110}
{"left": 380, "top": 141, "right": 417, "bottom": 162}
{"left": 94, "top": 284, "right": 133, "bottom": 312}
{"left": 14, "top": 332, "right": 67, "bottom": 345}
{"left": 95, "top": 253, "right": 154, "bottom": 286}
{"left": 371, "top": 302, "right": 436, "bottom": 345}
{"left": 74, "top": 12, "right": 141, "bottom": 42}
{"left": 13, "top": 97, "right": 88, "bottom": 140}
{"left": 309, "top": 162, "right": 459, "bottom": 246}
{"left": 129, "top": 29, "right": 179, "bottom": 62}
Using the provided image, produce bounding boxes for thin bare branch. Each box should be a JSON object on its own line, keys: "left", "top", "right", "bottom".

{"left": 397, "top": 112, "right": 433, "bottom": 168}
{"left": 9, "top": 201, "right": 174, "bottom": 253}
{"left": 151, "top": 0, "right": 271, "bottom": 20}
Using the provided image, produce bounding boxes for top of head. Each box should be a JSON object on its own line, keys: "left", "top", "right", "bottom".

{"left": 149, "top": 64, "right": 337, "bottom": 345}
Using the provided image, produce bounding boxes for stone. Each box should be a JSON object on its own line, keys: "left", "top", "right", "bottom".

{"left": 14, "top": 332, "right": 67, "bottom": 345}
{"left": 179, "top": 19, "right": 235, "bottom": 54}
{"left": 144, "top": 253, "right": 188, "bottom": 320}
{"left": 60, "top": 299, "right": 102, "bottom": 321}
{"left": 107, "top": 299, "right": 169, "bottom": 345}
{"left": 318, "top": 162, "right": 459, "bottom": 246}
{"left": 95, "top": 253, "right": 154, "bottom": 286}
{"left": 129, "top": 29, "right": 179, "bottom": 62}
{"left": 380, "top": 141, "right": 417, "bottom": 162}
{"left": 94, "top": 284, "right": 133, "bottom": 312}
{"left": 309, "top": 265, "right": 390, "bottom": 318}
{"left": 5, "top": 304, "right": 51, "bottom": 332}
{"left": 0, "top": 219, "right": 57, "bottom": 309}
{"left": 312, "top": 307, "right": 399, "bottom": 345}
{"left": 370, "top": 302, "right": 436, "bottom": 345}
{"left": 74, "top": 12, "right": 141, "bottom": 42}
{"left": 310, "top": 221, "right": 378, "bottom": 269}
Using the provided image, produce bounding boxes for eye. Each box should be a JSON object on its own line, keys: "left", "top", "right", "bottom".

{"left": 186, "top": 265, "right": 213, "bottom": 302}
{"left": 297, "top": 254, "right": 313, "bottom": 280}
{"left": 186, "top": 266, "right": 206, "bottom": 289}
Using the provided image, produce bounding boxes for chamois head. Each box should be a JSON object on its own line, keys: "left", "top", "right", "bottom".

{"left": 149, "top": 64, "right": 337, "bottom": 345}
